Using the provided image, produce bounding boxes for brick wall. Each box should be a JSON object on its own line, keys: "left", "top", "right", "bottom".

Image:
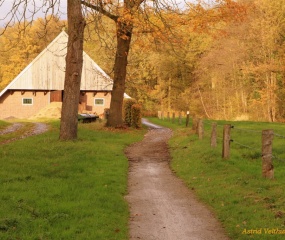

{"left": 0, "top": 90, "right": 112, "bottom": 119}
{"left": 80, "top": 92, "right": 111, "bottom": 116}
{"left": 0, "top": 91, "right": 50, "bottom": 119}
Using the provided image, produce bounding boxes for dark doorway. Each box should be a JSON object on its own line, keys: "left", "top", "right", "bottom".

{"left": 50, "top": 90, "right": 63, "bottom": 102}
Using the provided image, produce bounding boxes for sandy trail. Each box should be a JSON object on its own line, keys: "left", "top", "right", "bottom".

{"left": 125, "top": 119, "right": 229, "bottom": 240}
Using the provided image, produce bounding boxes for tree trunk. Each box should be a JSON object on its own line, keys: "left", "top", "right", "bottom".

{"left": 197, "top": 84, "right": 210, "bottom": 118}
{"left": 107, "top": 19, "right": 133, "bottom": 127}
{"left": 168, "top": 77, "right": 171, "bottom": 112}
{"left": 270, "top": 72, "right": 276, "bottom": 122}
{"left": 59, "top": 0, "right": 85, "bottom": 140}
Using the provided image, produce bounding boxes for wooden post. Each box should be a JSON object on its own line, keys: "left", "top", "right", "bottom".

{"left": 186, "top": 111, "right": 190, "bottom": 127}
{"left": 211, "top": 122, "right": 217, "bottom": 147}
{"left": 222, "top": 124, "right": 231, "bottom": 159}
{"left": 167, "top": 112, "right": 170, "bottom": 121}
{"left": 262, "top": 129, "right": 274, "bottom": 179}
{"left": 196, "top": 118, "right": 200, "bottom": 135}
{"left": 172, "top": 112, "right": 175, "bottom": 123}
{"left": 198, "top": 119, "right": 204, "bottom": 139}
{"left": 192, "top": 117, "right": 198, "bottom": 132}
{"left": 179, "top": 112, "right": 182, "bottom": 125}
{"left": 162, "top": 111, "right": 164, "bottom": 120}
{"left": 104, "top": 108, "right": 110, "bottom": 120}
{"left": 158, "top": 111, "right": 162, "bottom": 119}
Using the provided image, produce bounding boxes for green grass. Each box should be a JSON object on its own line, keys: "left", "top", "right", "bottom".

{"left": 0, "top": 120, "right": 10, "bottom": 130}
{"left": 0, "top": 121, "right": 145, "bottom": 240}
{"left": 149, "top": 117, "right": 285, "bottom": 240}
{"left": 0, "top": 122, "right": 35, "bottom": 143}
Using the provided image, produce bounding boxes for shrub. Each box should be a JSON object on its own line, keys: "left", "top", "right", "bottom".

{"left": 123, "top": 98, "right": 137, "bottom": 126}
{"left": 131, "top": 104, "right": 142, "bottom": 128}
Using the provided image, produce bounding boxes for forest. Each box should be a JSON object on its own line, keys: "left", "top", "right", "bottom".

{"left": 1, "top": 0, "right": 285, "bottom": 122}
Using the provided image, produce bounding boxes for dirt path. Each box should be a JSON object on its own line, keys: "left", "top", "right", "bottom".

{"left": 125, "top": 119, "right": 229, "bottom": 240}
{"left": 0, "top": 123, "right": 23, "bottom": 135}
{"left": 0, "top": 122, "right": 49, "bottom": 145}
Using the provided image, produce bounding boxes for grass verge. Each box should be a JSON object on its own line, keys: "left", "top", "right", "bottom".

{"left": 0, "top": 122, "right": 35, "bottom": 143}
{"left": 0, "top": 120, "right": 10, "bottom": 130}
{"left": 149, "top": 117, "right": 285, "bottom": 240}
{"left": 0, "top": 121, "right": 145, "bottom": 240}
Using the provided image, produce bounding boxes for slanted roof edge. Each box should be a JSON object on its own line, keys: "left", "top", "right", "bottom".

{"left": 0, "top": 31, "right": 69, "bottom": 98}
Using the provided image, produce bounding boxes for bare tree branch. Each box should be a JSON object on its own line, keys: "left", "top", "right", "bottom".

{"left": 0, "top": 0, "right": 65, "bottom": 35}
{"left": 81, "top": 0, "right": 119, "bottom": 21}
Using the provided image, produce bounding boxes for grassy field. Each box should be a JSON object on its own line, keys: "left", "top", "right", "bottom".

{"left": 0, "top": 120, "right": 9, "bottom": 129}
{"left": 0, "top": 120, "right": 145, "bottom": 240}
{"left": 149, "top": 117, "right": 285, "bottom": 240}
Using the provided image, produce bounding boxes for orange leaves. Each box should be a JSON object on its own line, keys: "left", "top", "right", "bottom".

{"left": 119, "top": 34, "right": 130, "bottom": 40}
{"left": 118, "top": 10, "right": 133, "bottom": 24}
{"left": 116, "top": 14, "right": 133, "bottom": 40}
{"left": 217, "top": 0, "right": 249, "bottom": 22}
{"left": 187, "top": 0, "right": 251, "bottom": 36}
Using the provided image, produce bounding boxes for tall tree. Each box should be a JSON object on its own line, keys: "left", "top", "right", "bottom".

{"left": 1, "top": 1, "right": 87, "bottom": 139}
{"left": 81, "top": 0, "right": 186, "bottom": 127}
{"left": 246, "top": 0, "right": 285, "bottom": 122}
{"left": 60, "top": 0, "right": 86, "bottom": 140}
{"left": 82, "top": 0, "right": 144, "bottom": 127}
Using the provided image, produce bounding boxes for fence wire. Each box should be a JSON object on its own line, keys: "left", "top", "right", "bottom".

{"left": 170, "top": 117, "right": 285, "bottom": 168}
{"left": 273, "top": 133, "right": 285, "bottom": 139}
{"left": 232, "top": 127, "right": 262, "bottom": 134}
{"left": 231, "top": 140, "right": 259, "bottom": 151}
{"left": 272, "top": 155, "right": 285, "bottom": 162}
{"left": 199, "top": 121, "right": 285, "bottom": 164}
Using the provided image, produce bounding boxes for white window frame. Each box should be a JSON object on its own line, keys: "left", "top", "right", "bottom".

{"left": 22, "top": 98, "right": 33, "bottom": 105}
{"left": 94, "top": 98, "right": 105, "bottom": 106}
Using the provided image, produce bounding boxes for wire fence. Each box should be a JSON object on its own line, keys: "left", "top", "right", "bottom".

{"left": 232, "top": 125, "right": 285, "bottom": 162}
{"left": 203, "top": 120, "right": 285, "bottom": 153}
{"left": 160, "top": 114, "right": 285, "bottom": 177}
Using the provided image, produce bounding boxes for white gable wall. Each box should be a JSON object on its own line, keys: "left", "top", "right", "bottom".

{"left": 0, "top": 31, "right": 133, "bottom": 119}
{"left": 0, "top": 31, "right": 113, "bottom": 97}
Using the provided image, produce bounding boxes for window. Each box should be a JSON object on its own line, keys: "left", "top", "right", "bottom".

{"left": 22, "top": 98, "right": 33, "bottom": 105}
{"left": 94, "top": 98, "right": 104, "bottom": 106}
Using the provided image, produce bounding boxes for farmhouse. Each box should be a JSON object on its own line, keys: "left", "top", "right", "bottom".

{"left": 0, "top": 30, "right": 116, "bottom": 119}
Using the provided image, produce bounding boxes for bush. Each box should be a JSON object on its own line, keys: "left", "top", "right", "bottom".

{"left": 123, "top": 98, "right": 137, "bottom": 126}
{"left": 131, "top": 104, "right": 142, "bottom": 128}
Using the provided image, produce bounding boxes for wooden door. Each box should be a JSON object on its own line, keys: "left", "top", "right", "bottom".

{"left": 50, "top": 90, "right": 63, "bottom": 102}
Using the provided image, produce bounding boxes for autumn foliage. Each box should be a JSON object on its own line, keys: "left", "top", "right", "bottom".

{"left": 0, "top": 16, "right": 66, "bottom": 90}
{"left": 2, "top": 0, "right": 285, "bottom": 122}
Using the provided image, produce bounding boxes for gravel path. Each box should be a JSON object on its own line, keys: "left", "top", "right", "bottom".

{"left": 0, "top": 122, "right": 49, "bottom": 144}
{"left": 125, "top": 119, "right": 229, "bottom": 240}
{"left": 0, "top": 123, "right": 23, "bottom": 135}
{"left": 25, "top": 122, "right": 49, "bottom": 136}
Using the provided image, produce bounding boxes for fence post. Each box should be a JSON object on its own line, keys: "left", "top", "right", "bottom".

{"left": 172, "top": 112, "right": 175, "bottom": 123}
{"left": 167, "top": 112, "right": 170, "bottom": 121}
{"left": 211, "top": 122, "right": 217, "bottom": 147}
{"left": 158, "top": 111, "right": 162, "bottom": 119}
{"left": 198, "top": 119, "right": 204, "bottom": 139}
{"left": 262, "top": 129, "right": 274, "bottom": 179}
{"left": 186, "top": 111, "right": 190, "bottom": 127}
{"left": 222, "top": 124, "right": 231, "bottom": 159}
{"left": 192, "top": 117, "right": 198, "bottom": 132}
{"left": 179, "top": 112, "right": 182, "bottom": 125}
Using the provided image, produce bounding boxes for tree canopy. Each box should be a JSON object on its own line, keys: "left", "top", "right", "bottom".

{"left": 1, "top": 0, "right": 285, "bottom": 122}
